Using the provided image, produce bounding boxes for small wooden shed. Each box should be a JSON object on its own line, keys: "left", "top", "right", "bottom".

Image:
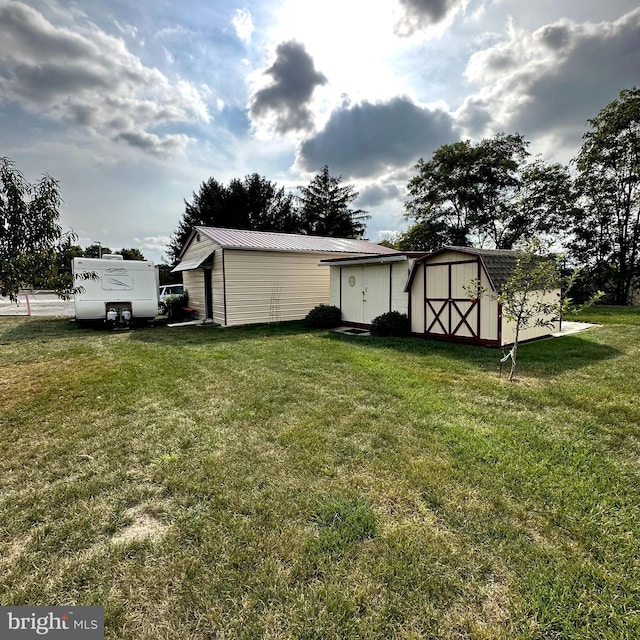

{"left": 321, "top": 253, "right": 427, "bottom": 327}
{"left": 172, "top": 227, "right": 396, "bottom": 326}
{"left": 405, "top": 246, "right": 560, "bottom": 346}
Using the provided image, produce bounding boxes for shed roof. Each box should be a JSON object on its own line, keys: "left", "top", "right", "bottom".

{"left": 318, "top": 251, "right": 429, "bottom": 267}
{"left": 179, "top": 226, "right": 397, "bottom": 258}
{"left": 406, "top": 246, "right": 519, "bottom": 292}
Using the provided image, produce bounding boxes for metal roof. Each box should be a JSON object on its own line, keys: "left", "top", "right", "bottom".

{"left": 191, "top": 226, "right": 397, "bottom": 255}
{"left": 172, "top": 250, "right": 215, "bottom": 272}
{"left": 318, "top": 251, "right": 430, "bottom": 267}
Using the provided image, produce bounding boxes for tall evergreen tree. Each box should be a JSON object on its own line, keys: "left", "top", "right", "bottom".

{"left": 297, "top": 165, "right": 369, "bottom": 238}
{"left": 169, "top": 174, "right": 298, "bottom": 261}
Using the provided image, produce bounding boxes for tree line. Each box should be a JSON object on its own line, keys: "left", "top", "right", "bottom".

{"left": 1, "top": 87, "right": 638, "bottom": 305}
{"left": 399, "top": 87, "right": 640, "bottom": 305}
{"left": 168, "top": 165, "right": 368, "bottom": 260}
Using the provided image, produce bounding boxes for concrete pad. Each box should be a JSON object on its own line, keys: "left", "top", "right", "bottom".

{"left": 551, "top": 321, "right": 596, "bottom": 337}
{"left": 333, "top": 326, "right": 371, "bottom": 336}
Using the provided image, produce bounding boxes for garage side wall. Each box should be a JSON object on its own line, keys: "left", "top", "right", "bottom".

{"left": 223, "top": 250, "right": 332, "bottom": 326}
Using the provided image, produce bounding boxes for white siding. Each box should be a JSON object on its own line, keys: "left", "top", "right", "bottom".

{"left": 332, "top": 260, "right": 412, "bottom": 326}
{"left": 183, "top": 270, "right": 205, "bottom": 318}
{"left": 409, "top": 263, "right": 425, "bottom": 334}
{"left": 178, "top": 234, "right": 216, "bottom": 268}
{"left": 223, "top": 250, "right": 333, "bottom": 326}
{"left": 212, "top": 250, "right": 225, "bottom": 325}
{"left": 329, "top": 266, "right": 341, "bottom": 308}
{"left": 500, "top": 289, "right": 561, "bottom": 346}
{"left": 391, "top": 261, "right": 411, "bottom": 315}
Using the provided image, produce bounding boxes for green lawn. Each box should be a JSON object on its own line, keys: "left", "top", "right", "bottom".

{"left": 1, "top": 311, "right": 639, "bottom": 639}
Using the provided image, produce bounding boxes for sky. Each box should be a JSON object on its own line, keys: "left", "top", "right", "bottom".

{"left": 1, "top": 0, "right": 639, "bottom": 264}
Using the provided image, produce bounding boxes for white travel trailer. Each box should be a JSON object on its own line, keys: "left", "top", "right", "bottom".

{"left": 72, "top": 255, "right": 158, "bottom": 326}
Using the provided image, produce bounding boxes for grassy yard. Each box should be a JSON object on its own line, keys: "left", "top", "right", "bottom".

{"left": 1, "top": 307, "right": 639, "bottom": 639}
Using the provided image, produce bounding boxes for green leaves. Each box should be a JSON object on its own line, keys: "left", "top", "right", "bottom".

{"left": 574, "top": 87, "right": 640, "bottom": 304}
{"left": 0, "top": 157, "right": 71, "bottom": 302}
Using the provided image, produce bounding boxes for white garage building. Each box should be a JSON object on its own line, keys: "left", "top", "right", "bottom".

{"left": 172, "top": 226, "right": 396, "bottom": 326}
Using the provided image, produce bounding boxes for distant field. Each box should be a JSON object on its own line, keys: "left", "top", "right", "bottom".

{"left": 1, "top": 312, "right": 639, "bottom": 639}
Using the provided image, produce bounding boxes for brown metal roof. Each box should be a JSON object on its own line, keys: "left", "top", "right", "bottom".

{"left": 192, "top": 226, "right": 397, "bottom": 255}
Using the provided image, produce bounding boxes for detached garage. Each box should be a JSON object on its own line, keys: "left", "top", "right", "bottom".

{"left": 406, "top": 246, "right": 560, "bottom": 346}
{"left": 172, "top": 227, "right": 396, "bottom": 326}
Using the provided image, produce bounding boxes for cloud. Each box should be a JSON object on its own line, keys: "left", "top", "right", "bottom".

{"left": 298, "top": 96, "right": 456, "bottom": 178}
{"left": 394, "top": 0, "right": 468, "bottom": 37}
{"left": 0, "top": 0, "right": 210, "bottom": 156}
{"left": 456, "top": 9, "right": 640, "bottom": 157}
{"left": 232, "top": 8, "right": 254, "bottom": 45}
{"left": 357, "top": 182, "right": 403, "bottom": 208}
{"left": 249, "top": 40, "right": 327, "bottom": 134}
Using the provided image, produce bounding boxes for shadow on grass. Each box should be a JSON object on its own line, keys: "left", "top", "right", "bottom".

{"left": 0, "top": 317, "right": 621, "bottom": 378}
{"left": 127, "top": 319, "right": 311, "bottom": 346}
{"left": 0, "top": 316, "right": 311, "bottom": 346}
{"left": 323, "top": 330, "right": 621, "bottom": 378}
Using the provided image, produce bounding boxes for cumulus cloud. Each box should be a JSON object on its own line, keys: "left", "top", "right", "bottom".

{"left": 0, "top": 0, "right": 210, "bottom": 156}
{"left": 456, "top": 8, "right": 640, "bottom": 156}
{"left": 298, "top": 96, "right": 456, "bottom": 178}
{"left": 250, "top": 40, "right": 327, "bottom": 134}
{"left": 394, "top": 0, "right": 468, "bottom": 37}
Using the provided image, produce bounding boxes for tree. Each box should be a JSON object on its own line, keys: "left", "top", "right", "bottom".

{"left": 405, "top": 134, "right": 576, "bottom": 249}
{"left": 0, "top": 157, "right": 82, "bottom": 301}
{"left": 574, "top": 87, "right": 640, "bottom": 305}
{"left": 397, "top": 220, "right": 452, "bottom": 252}
{"left": 117, "top": 248, "right": 146, "bottom": 261}
{"left": 84, "top": 243, "right": 112, "bottom": 258}
{"left": 469, "top": 239, "right": 601, "bottom": 382}
{"left": 297, "top": 165, "right": 369, "bottom": 238}
{"left": 495, "top": 241, "right": 563, "bottom": 381}
{"left": 54, "top": 236, "right": 84, "bottom": 275}
{"left": 169, "top": 174, "right": 299, "bottom": 261}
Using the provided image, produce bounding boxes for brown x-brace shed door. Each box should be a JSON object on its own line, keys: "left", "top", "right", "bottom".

{"left": 423, "top": 258, "right": 482, "bottom": 342}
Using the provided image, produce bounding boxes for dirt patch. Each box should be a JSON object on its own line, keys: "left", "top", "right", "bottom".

{"left": 111, "top": 507, "right": 168, "bottom": 544}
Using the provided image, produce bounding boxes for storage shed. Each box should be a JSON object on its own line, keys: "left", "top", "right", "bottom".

{"left": 172, "top": 227, "right": 396, "bottom": 326}
{"left": 321, "top": 253, "right": 427, "bottom": 327}
{"left": 405, "top": 246, "right": 560, "bottom": 346}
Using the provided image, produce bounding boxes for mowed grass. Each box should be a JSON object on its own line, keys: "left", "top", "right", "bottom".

{"left": 0, "top": 308, "right": 639, "bottom": 639}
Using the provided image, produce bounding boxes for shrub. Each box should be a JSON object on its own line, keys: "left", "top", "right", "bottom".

{"left": 370, "top": 311, "right": 410, "bottom": 337}
{"left": 166, "top": 291, "right": 189, "bottom": 321}
{"left": 304, "top": 304, "right": 341, "bottom": 329}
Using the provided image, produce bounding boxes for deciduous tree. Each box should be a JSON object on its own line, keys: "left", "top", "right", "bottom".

{"left": 405, "top": 134, "right": 576, "bottom": 249}
{"left": 574, "top": 87, "right": 640, "bottom": 304}
{"left": 117, "top": 248, "right": 146, "bottom": 261}
{"left": 0, "top": 157, "right": 87, "bottom": 301}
